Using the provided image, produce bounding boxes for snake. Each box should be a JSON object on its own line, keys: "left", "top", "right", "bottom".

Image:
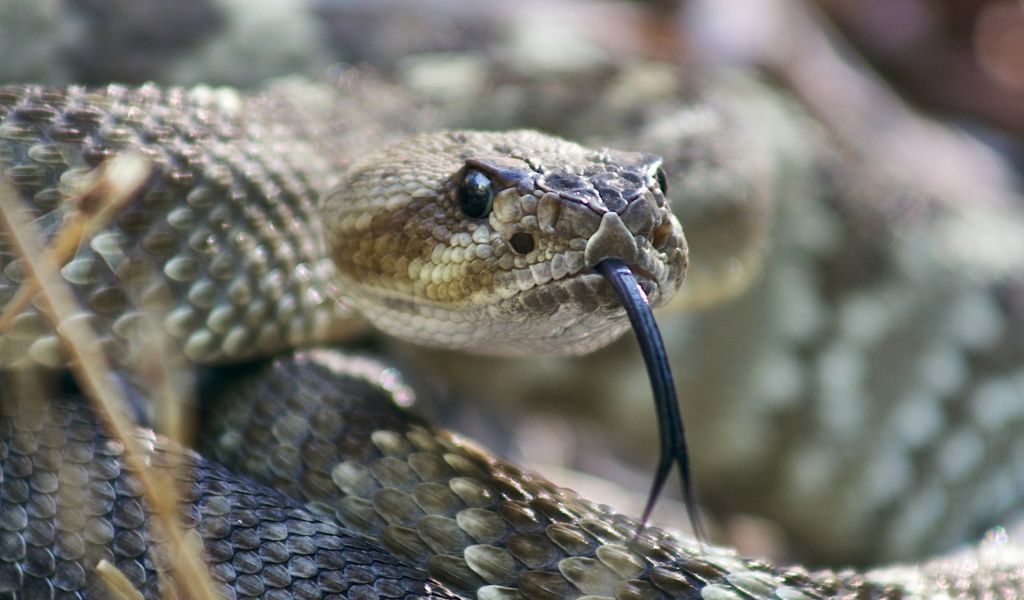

{"left": 0, "top": 66, "right": 1023, "bottom": 600}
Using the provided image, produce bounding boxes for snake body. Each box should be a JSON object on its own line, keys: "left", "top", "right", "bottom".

{"left": 0, "top": 74, "right": 1022, "bottom": 600}
{"left": 0, "top": 81, "right": 684, "bottom": 368}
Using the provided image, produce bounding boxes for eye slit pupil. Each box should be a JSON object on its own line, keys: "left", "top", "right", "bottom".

{"left": 509, "top": 232, "right": 534, "bottom": 255}
{"left": 655, "top": 167, "right": 668, "bottom": 195}
{"left": 458, "top": 169, "right": 494, "bottom": 218}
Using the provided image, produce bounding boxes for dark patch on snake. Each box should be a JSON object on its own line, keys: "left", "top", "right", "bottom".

{"left": 0, "top": 381, "right": 461, "bottom": 599}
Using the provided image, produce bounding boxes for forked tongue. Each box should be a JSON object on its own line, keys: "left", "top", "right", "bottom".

{"left": 596, "top": 258, "right": 705, "bottom": 542}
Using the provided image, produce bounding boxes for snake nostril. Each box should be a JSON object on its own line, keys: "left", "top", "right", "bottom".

{"left": 509, "top": 232, "right": 535, "bottom": 254}
{"left": 652, "top": 219, "right": 673, "bottom": 250}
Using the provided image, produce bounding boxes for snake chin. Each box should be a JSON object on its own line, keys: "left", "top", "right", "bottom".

{"left": 497, "top": 268, "right": 668, "bottom": 356}
{"left": 347, "top": 257, "right": 674, "bottom": 357}
{"left": 495, "top": 243, "right": 679, "bottom": 354}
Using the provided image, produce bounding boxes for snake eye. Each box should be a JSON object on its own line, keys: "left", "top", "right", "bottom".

{"left": 655, "top": 167, "right": 668, "bottom": 195}
{"left": 458, "top": 169, "right": 494, "bottom": 218}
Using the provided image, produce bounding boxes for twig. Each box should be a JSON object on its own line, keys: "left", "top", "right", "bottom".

{"left": 96, "top": 560, "right": 147, "bottom": 600}
{"left": 0, "top": 154, "right": 221, "bottom": 600}
{"left": 0, "top": 156, "right": 146, "bottom": 333}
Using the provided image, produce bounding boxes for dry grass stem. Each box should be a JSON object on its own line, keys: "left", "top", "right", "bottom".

{"left": 0, "top": 155, "right": 151, "bottom": 333}
{"left": 0, "top": 155, "right": 222, "bottom": 600}
{"left": 96, "top": 560, "right": 147, "bottom": 600}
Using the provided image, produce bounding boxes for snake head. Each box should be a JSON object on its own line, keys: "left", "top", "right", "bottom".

{"left": 325, "top": 130, "right": 687, "bottom": 355}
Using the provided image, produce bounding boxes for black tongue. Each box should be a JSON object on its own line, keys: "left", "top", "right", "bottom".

{"left": 596, "top": 258, "right": 705, "bottom": 542}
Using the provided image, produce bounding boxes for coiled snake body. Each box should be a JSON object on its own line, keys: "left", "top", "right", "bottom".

{"left": 0, "top": 76, "right": 1021, "bottom": 599}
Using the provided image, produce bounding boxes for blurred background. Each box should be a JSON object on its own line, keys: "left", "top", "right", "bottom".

{"left": 2, "top": 0, "right": 1023, "bottom": 570}
{"left": 3, "top": 0, "right": 1023, "bottom": 151}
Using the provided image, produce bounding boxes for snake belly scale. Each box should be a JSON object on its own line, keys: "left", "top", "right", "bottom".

{"left": 0, "top": 77, "right": 1022, "bottom": 600}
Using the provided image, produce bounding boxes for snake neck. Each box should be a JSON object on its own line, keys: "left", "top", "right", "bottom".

{"left": 0, "top": 84, "right": 688, "bottom": 368}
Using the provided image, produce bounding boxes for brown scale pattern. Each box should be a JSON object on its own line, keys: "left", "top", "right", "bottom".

{"left": 206, "top": 350, "right": 895, "bottom": 600}
{"left": 0, "top": 84, "right": 351, "bottom": 372}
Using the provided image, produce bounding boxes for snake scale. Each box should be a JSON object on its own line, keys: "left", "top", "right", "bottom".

{"left": 2, "top": 10, "right": 1024, "bottom": 600}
